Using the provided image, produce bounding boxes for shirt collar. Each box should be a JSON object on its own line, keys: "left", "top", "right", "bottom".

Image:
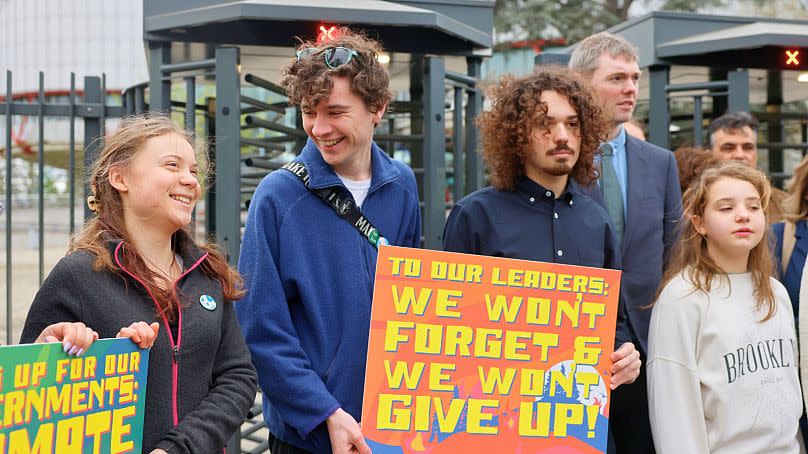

{"left": 607, "top": 125, "right": 627, "bottom": 154}
{"left": 297, "top": 138, "right": 401, "bottom": 192}
{"left": 516, "top": 175, "right": 576, "bottom": 204}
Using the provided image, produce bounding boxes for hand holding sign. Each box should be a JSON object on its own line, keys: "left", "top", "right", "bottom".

{"left": 362, "top": 246, "right": 622, "bottom": 453}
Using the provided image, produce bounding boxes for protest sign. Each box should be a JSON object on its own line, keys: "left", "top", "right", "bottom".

{"left": 362, "top": 246, "right": 621, "bottom": 453}
{"left": 0, "top": 338, "right": 148, "bottom": 453}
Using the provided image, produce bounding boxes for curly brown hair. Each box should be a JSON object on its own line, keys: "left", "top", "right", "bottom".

{"left": 673, "top": 146, "right": 721, "bottom": 195}
{"left": 281, "top": 27, "right": 392, "bottom": 113}
{"left": 477, "top": 67, "right": 609, "bottom": 191}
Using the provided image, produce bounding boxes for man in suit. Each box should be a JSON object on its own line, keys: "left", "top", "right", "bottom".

{"left": 570, "top": 32, "right": 682, "bottom": 454}
{"left": 709, "top": 111, "right": 786, "bottom": 222}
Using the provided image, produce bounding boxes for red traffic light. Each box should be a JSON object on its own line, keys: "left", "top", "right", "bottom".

{"left": 786, "top": 49, "right": 800, "bottom": 66}
{"left": 317, "top": 25, "right": 341, "bottom": 45}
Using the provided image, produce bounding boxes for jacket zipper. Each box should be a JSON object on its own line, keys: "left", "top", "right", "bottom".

{"left": 113, "top": 241, "right": 208, "bottom": 428}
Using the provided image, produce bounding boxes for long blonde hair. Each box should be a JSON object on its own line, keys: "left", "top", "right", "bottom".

{"left": 783, "top": 154, "right": 808, "bottom": 222}
{"left": 71, "top": 113, "right": 243, "bottom": 321}
{"left": 658, "top": 162, "right": 776, "bottom": 321}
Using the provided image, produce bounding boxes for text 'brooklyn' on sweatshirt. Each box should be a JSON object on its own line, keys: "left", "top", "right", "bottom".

{"left": 647, "top": 271, "right": 802, "bottom": 454}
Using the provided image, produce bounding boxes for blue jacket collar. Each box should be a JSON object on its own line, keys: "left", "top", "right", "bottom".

{"left": 298, "top": 138, "right": 401, "bottom": 192}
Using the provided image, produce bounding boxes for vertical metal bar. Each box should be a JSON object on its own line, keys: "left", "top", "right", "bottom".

{"left": 766, "top": 69, "right": 783, "bottom": 179}
{"left": 214, "top": 47, "right": 241, "bottom": 267}
{"left": 802, "top": 122, "right": 807, "bottom": 157}
{"left": 148, "top": 42, "right": 172, "bottom": 112}
{"left": 101, "top": 74, "right": 107, "bottom": 138}
{"left": 5, "top": 71, "right": 13, "bottom": 345}
{"left": 693, "top": 96, "right": 703, "bottom": 147}
{"left": 185, "top": 76, "right": 196, "bottom": 133}
{"left": 83, "top": 77, "right": 102, "bottom": 221}
{"left": 465, "top": 56, "right": 483, "bottom": 193}
{"left": 136, "top": 86, "right": 146, "bottom": 113}
{"left": 422, "top": 56, "right": 446, "bottom": 250}
{"left": 409, "top": 57, "right": 425, "bottom": 220}
{"left": 727, "top": 69, "right": 750, "bottom": 114}
{"left": 37, "top": 72, "right": 45, "bottom": 285}
{"left": 452, "top": 87, "right": 464, "bottom": 204}
{"left": 185, "top": 76, "right": 197, "bottom": 228}
{"left": 69, "top": 73, "right": 76, "bottom": 234}
{"left": 204, "top": 97, "right": 216, "bottom": 235}
{"left": 217, "top": 50, "right": 241, "bottom": 452}
{"left": 648, "top": 65, "right": 671, "bottom": 149}
{"left": 386, "top": 116, "right": 395, "bottom": 158}
{"left": 125, "top": 89, "right": 134, "bottom": 115}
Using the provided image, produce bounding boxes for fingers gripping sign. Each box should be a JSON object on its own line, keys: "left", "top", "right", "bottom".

{"left": 117, "top": 321, "right": 160, "bottom": 349}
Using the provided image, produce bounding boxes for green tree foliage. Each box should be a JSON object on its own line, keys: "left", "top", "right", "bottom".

{"left": 494, "top": 0, "right": 726, "bottom": 44}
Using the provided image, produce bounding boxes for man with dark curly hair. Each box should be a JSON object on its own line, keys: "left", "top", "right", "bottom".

{"left": 570, "top": 31, "right": 682, "bottom": 454}
{"left": 237, "top": 28, "right": 421, "bottom": 454}
{"left": 443, "top": 67, "right": 640, "bottom": 396}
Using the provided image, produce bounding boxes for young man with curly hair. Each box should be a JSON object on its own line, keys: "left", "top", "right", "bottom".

{"left": 236, "top": 29, "right": 421, "bottom": 454}
{"left": 442, "top": 67, "right": 640, "bottom": 395}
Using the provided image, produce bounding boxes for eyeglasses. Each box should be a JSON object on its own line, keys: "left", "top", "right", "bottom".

{"left": 295, "top": 46, "right": 361, "bottom": 69}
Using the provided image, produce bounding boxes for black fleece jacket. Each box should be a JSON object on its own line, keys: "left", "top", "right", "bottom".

{"left": 20, "top": 240, "right": 257, "bottom": 453}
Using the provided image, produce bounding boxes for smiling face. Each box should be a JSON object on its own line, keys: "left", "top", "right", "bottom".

{"left": 693, "top": 176, "right": 765, "bottom": 271}
{"left": 301, "top": 76, "right": 385, "bottom": 179}
{"left": 111, "top": 133, "right": 201, "bottom": 237}
{"left": 524, "top": 90, "right": 581, "bottom": 190}
{"left": 587, "top": 53, "right": 640, "bottom": 133}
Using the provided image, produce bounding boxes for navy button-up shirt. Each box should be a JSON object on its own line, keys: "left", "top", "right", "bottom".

{"left": 443, "top": 175, "right": 632, "bottom": 346}
{"left": 443, "top": 176, "right": 621, "bottom": 269}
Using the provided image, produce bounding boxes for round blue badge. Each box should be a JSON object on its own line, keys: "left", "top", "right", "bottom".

{"left": 199, "top": 295, "right": 217, "bottom": 311}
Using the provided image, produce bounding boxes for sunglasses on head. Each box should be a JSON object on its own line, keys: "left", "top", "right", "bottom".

{"left": 295, "top": 46, "right": 361, "bottom": 69}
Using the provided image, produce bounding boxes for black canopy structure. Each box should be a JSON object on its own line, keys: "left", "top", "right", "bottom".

{"left": 141, "top": 0, "right": 495, "bottom": 261}
{"left": 144, "top": 0, "right": 493, "bottom": 54}
{"left": 539, "top": 11, "right": 808, "bottom": 179}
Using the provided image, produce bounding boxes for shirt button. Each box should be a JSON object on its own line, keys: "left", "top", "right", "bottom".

{"left": 529, "top": 197, "right": 535, "bottom": 203}
{"left": 554, "top": 212, "right": 558, "bottom": 219}
{"left": 557, "top": 250, "right": 563, "bottom": 256}
{"left": 545, "top": 191, "right": 552, "bottom": 197}
{"left": 569, "top": 200, "right": 574, "bottom": 206}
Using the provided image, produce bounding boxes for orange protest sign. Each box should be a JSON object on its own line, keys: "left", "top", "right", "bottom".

{"left": 361, "top": 246, "right": 621, "bottom": 453}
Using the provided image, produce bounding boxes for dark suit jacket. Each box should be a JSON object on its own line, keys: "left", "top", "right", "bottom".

{"left": 586, "top": 134, "right": 682, "bottom": 354}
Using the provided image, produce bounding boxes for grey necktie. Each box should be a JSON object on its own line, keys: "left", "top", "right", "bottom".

{"left": 600, "top": 143, "right": 624, "bottom": 244}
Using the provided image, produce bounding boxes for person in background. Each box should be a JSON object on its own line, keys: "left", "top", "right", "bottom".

{"left": 21, "top": 113, "right": 257, "bottom": 454}
{"left": 648, "top": 162, "right": 801, "bottom": 454}
{"left": 673, "top": 146, "right": 721, "bottom": 195}
{"left": 709, "top": 111, "right": 787, "bottom": 222}
{"left": 623, "top": 119, "right": 646, "bottom": 141}
{"left": 773, "top": 153, "right": 808, "bottom": 314}
{"left": 570, "top": 31, "right": 682, "bottom": 454}
{"left": 772, "top": 153, "right": 808, "bottom": 448}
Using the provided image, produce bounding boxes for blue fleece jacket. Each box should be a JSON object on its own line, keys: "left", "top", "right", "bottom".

{"left": 236, "top": 139, "right": 421, "bottom": 453}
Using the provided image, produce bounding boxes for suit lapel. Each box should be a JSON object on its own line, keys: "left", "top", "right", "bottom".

{"left": 621, "top": 135, "right": 648, "bottom": 256}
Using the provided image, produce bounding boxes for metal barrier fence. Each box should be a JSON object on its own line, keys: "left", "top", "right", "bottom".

{"left": 0, "top": 71, "right": 125, "bottom": 345}
{"left": 2, "top": 51, "right": 485, "bottom": 452}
